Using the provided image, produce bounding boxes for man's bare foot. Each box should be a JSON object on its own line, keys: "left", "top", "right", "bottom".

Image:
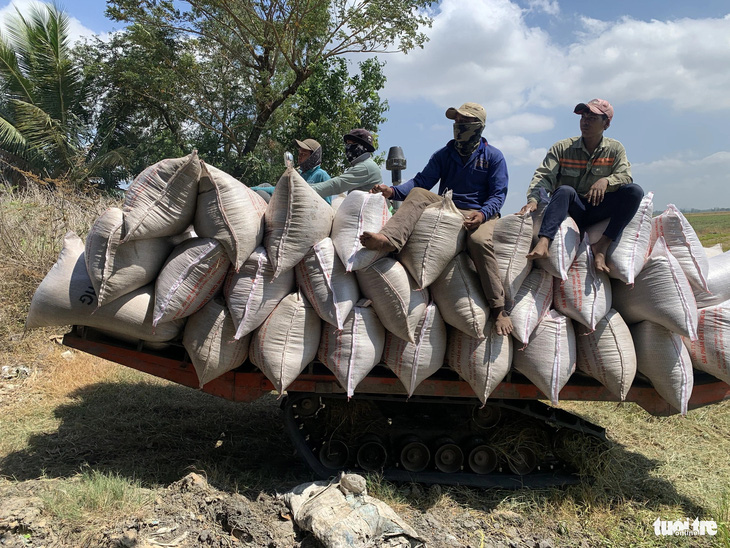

{"left": 591, "top": 235, "right": 611, "bottom": 274}
{"left": 594, "top": 252, "right": 610, "bottom": 273}
{"left": 359, "top": 231, "right": 396, "bottom": 252}
{"left": 526, "top": 236, "right": 550, "bottom": 261}
{"left": 493, "top": 309, "right": 513, "bottom": 336}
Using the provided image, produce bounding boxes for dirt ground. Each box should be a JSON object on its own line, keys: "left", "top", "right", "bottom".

{"left": 0, "top": 361, "right": 577, "bottom": 548}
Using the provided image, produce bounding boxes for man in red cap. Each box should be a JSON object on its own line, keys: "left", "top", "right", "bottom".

{"left": 360, "top": 102, "right": 513, "bottom": 336}
{"left": 519, "top": 98, "right": 643, "bottom": 272}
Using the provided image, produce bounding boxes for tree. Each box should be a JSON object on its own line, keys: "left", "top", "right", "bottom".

{"left": 105, "top": 0, "right": 432, "bottom": 176}
{"left": 0, "top": 3, "right": 125, "bottom": 189}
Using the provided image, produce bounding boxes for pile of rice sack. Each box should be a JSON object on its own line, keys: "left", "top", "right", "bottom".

{"left": 27, "top": 153, "right": 730, "bottom": 415}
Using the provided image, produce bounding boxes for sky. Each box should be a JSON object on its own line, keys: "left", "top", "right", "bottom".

{"left": 2, "top": 0, "right": 729, "bottom": 214}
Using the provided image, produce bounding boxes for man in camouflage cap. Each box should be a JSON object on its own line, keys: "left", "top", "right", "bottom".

{"left": 519, "top": 98, "right": 644, "bottom": 273}
{"left": 361, "top": 102, "right": 513, "bottom": 336}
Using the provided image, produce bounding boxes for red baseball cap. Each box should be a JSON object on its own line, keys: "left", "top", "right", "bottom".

{"left": 574, "top": 98, "right": 613, "bottom": 121}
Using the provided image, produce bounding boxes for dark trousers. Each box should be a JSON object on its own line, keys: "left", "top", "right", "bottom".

{"left": 538, "top": 183, "right": 644, "bottom": 241}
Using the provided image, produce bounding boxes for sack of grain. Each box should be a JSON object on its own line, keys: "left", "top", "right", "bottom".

{"left": 26, "top": 232, "right": 183, "bottom": 342}
{"left": 704, "top": 244, "right": 724, "bottom": 258}
{"left": 194, "top": 162, "right": 267, "bottom": 271}
{"left": 224, "top": 246, "right": 295, "bottom": 339}
{"left": 585, "top": 191, "right": 654, "bottom": 284}
{"left": 693, "top": 251, "right": 730, "bottom": 309}
{"left": 553, "top": 236, "right": 612, "bottom": 330}
{"left": 630, "top": 320, "right": 694, "bottom": 415}
{"left": 512, "top": 309, "right": 576, "bottom": 406}
{"left": 182, "top": 296, "right": 250, "bottom": 387}
{"left": 249, "top": 291, "right": 321, "bottom": 394}
{"left": 331, "top": 191, "right": 391, "bottom": 272}
{"left": 85, "top": 207, "right": 173, "bottom": 307}
{"left": 264, "top": 167, "right": 334, "bottom": 278}
{"left": 429, "top": 253, "right": 489, "bottom": 339}
{"left": 295, "top": 238, "right": 359, "bottom": 330}
{"left": 535, "top": 216, "right": 580, "bottom": 280}
{"left": 398, "top": 190, "right": 466, "bottom": 288}
{"left": 683, "top": 302, "right": 730, "bottom": 385}
{"left": 318, "top": 302, "right": 385, "bottom": 398}
{"left": 575, "top": 309, "right": 637, "bottom": 401}
{"left": 509, "top": 267, "right": 553, "bottom": 346}
{"left": 122, "top": 151, "right": 201, "bottom": 241}
{"left": 355, "top": 257, "right": 429, "bottom": 343}
{"left": 612, "top": 237, "right": 698, "bottom": 341}
{"left": 447, "top": 321, "right": 512, "bottom": 404}
{"left": 493, "top": 213, "right": 533, "bottom": 304}
{"left": 383, "top": 302, "right": 447, "bottom": 397}
{"left": 650, "top": 204, "right": 709, "bottom": 292}
{"left": 153, "top": 237, "right": 230, "bottom": 326}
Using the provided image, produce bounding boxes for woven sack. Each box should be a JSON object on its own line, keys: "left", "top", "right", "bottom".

{"left": 224, "top": 246, "right": 295, "bottom": 339}
{"left": 194, "top": 162, "right": 267, "bottom": 271}
{"left": 85, "top": 207, "right": 172, "bottom": 307}
{"left": 26, "top": 232, "right": 183, "bottom": 343}
{"left": 446, "top": 321, "right": 512, "bottom": 405}
{"left": 493, "top": 212, "right": 533, "bottom": 304}
{"left": 683, "top": 301, "right": 730, "bottom": 385}
{"left": 630, "top": 320, "right": 694, "bottom": 415}
{"left": 295, "top": 238, "right": 359, "bottom": 329}
{"left": 383, "top": 302, "right": 447, "bottom": 397}
{"left": 355, "top": 257, "right": 429, "bottom": 343}
{"left": 575, "top": 309, "right": 637, "bottom": 401}
{"left": 318, "top": 302, "right": 385, "bottom": 398}
{"left": 429, "top": 252, "right": 488, "bottom": 339}
{"left": 693, "top": 251, "right": 730, "bottom": 309}
{"left": 512, "top": 309, "right": 576, "bottom": 406}
{"left": 613, "top": 237, "right": 698, "bottom": 341}
{"left": 509, "top": 267, "right": 553, "bottom": 345}
{"left": 122, "top": 151, "right": 201, "bottom": 241}
{"left": 398, "top": 190, "right": 466, "bottom": 288}
{"left": 264, "top": 167, "right": 334, "bottom": 278}
{"left": 183, "top": 297, "right": 250, "bottom": 387}
{"left": 153, "top": 237, "right": 230, "bottom": 326}
{"left": 331, "top": 190, "right": 391, "bottom": 272}
{"left": 249, "top": 291, "right": 321, "bottom": 394}
{"left": 535, "top": 216, "right": 580, "bottom": 280}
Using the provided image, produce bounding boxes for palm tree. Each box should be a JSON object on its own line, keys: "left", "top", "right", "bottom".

{"left": 0, "top": 3, "right": 125, "bottom": 189}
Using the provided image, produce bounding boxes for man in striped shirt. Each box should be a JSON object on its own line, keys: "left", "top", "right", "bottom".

{"left": 518, "top": 99, "right": 643, "bottom": 273}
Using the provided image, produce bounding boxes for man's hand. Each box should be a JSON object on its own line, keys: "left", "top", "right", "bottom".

{"left": 517, "top": 202, "right": 537, "bottom": 216}
{"left": 369, "top": 184, "right": 394, "bottom": 199}
{"left": 585, "top": 178, "right": 609, "bottom": 206}
{"left": 463, "top": 211, "right": 485, "bottom": 231}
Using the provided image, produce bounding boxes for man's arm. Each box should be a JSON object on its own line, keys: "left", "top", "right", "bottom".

{"left": 525, "top": 144, "right": 560, "bottom": 206}
{"left": 309, "top": 161, "right": 381, "bottom": 198}
{"left": 390, "top": 149, "right": 445, "bottom": 201}
{"left": 605, "top": 143, "right": 632, "bottom": 190}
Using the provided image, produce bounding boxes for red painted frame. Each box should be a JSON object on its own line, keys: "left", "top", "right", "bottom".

{"left": 62, "top": 328, "right": 730, "bottom": 417}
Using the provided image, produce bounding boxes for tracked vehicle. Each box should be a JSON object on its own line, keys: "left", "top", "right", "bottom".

{"left": 62, "top": 325, "right": 730, "bottom": 488}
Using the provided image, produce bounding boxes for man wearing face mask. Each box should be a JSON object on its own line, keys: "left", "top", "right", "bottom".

{"left": 359, "top": 102, "right": 512, "bottom": 335}
{"left": 308, "top": 128, "right": 383, "bottom": 199}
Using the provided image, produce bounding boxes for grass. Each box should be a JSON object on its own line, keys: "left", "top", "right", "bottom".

{"left": 1, "top": 184, "right": 729, "bottom": 546}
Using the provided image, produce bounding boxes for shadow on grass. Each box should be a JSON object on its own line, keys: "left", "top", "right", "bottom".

{"left": 0, "top": 380, "right": 313, "bottom": 493}
{"left": 0, "top": 379, "right": 709, "bottom": 518}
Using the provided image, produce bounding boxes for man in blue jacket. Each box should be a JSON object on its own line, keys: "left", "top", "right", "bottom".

{"left": 360, "top": 102, "right": 512, "bottom": 335}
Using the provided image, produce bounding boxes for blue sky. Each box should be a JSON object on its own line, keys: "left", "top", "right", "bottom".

{"left": 2, "top": 0, "right": 729, "bottom": 213}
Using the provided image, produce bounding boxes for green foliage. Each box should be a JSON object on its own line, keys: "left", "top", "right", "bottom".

{"left": 99, "top": 0, "right": 432, "bottom": 182}
{"left": 0, "top": 4, "right": 127, "bottom": 190}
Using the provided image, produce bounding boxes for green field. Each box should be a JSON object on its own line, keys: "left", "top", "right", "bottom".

{"left": 684, "top": 211, "right": 730, "bottom": 251}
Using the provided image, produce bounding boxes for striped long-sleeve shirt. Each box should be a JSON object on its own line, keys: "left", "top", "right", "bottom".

{"left": 526, "top": 136, "right": 632, "bottom": 204}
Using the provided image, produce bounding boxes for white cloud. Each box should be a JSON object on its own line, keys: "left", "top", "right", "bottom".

{"left": 633, "top": 151, "right": 730, "bottom": 210}
{"left": 527, "top": 0, "right": 560, "bottom": 16}
{"left": 0, "top": 0, "right": 99, "bottom": 46}
{"left": 489, "top": 112, "right": 555, "bottom": 134}
{"left": 384, "top": 0, "right": 730, "bottom": 115}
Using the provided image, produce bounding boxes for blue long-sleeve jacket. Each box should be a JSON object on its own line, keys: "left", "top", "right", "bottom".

{"left": 391, "top": 138, "right": 509, "bottom": 220}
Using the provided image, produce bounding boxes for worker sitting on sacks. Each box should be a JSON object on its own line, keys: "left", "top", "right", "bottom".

{"left": 359, "top": 102, "right": 513, "bottom": 336}
{"left": 518, "top": 98, "right": 644, "bottom": 273}
{"left": 309, "top": 128, "right": 383, "bottom": 200}
{"left": 251, "top": 137, "right": 332, "bottom": 203}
